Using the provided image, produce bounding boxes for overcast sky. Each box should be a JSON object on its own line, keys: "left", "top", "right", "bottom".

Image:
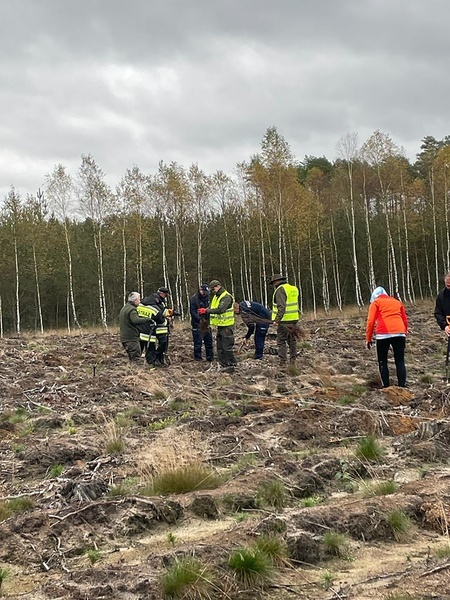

{"left": 1, "top": 0, "right": 448, "bottom": 198}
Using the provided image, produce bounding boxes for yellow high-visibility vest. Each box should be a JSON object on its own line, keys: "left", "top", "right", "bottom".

{"left": 210, "top": 290, "right": 235, "bottom": 327}
{"left": 272, "top": 283, "right": 300, "bottom": 322}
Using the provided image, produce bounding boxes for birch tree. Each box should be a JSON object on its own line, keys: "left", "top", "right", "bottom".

{"left": 45, "top": 164, "right": 81, "bottom": 332}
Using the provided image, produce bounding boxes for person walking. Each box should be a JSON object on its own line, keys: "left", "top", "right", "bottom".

{"left": 234, "top": 300, "right": 271, "bottom": 359}
{"left": 366, "top": 286, "right": 408, "bottom": 388}
{"left": 198, "top": 279, "right": 237, "bottom": 370}
{"left": 189, "top": 284, "right": 214, "bottom": 362}
{"left": 434, "top": 272, "right": 450, "bottom": 336}
{"left": 119, "top": 292, "right": 154, "bottom": 363}
{"left": 142, "top": 286, "right": 173, "bottom": 366}
{"left": 270, "top": 274, "right": 300, "bottom": 366}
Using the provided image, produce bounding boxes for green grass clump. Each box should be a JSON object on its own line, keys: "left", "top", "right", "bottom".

{"left": 148, "top": 416, "right": 177, "bottom": 431}
{"left": 386, "top": 510, "right": 412, "bottom": 541}
{"left": 384, "top": 593, "right": 422, "bottom": 600}
{"left": 364, "top": 480, "right": 398, "bottom": 497}
{"left": 319, "top": 570, "right": 335, "bottom": 590}
{"left": 0, "top": 496, "right": 34, "bottom": 520}
{"left": 419, "top": 374, "right": 433, "bottom": 384}
{"left": 148, "top": 464, "right": 224, "bottom": 495}
{"left": 322, "top": 531, "right": 351, "bottom": 559}
{"left": 9, "top": 408, "right": 29, "bottom": 424}
{"left": 299, "top": 495, "right": 322, "bottom": 507}
{"left": 228, "top": 547, "right": 273, "bottom": 588}
{"left": 355, "top": 435, "right": 385, "bottom": 462}
{"left": 161, "top": 557, "right": 213, "bottom": 598}
{"left": 435, "top": 544, "right": 450, "bottom": 558}
{"left": 253, "top": 535, "right": 287, "bottom": 566}
{"left": 257, "top": 479, "right": 288, "bottom": 510}
{"left": 86, "top": 548, "right": 101, "bottom": 564}
{"left": 338, "top": 395, "right": 357, "bottom": 406}
{"left": 47, "top": 463, "right": 64, "bottom": 478}
{"left": 0, "top": 567, "right": 9, "bottom": 591}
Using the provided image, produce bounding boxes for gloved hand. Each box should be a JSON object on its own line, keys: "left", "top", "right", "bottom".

{"left": 366, "top": 341, "right": 372, "bottom": 350}
{"left": 198, "top": 308, "right": 207, "bottom": 315}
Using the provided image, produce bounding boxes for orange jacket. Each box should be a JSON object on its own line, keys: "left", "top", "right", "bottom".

{"left": 366, "top": 294, "right": 408, "bottom": 342}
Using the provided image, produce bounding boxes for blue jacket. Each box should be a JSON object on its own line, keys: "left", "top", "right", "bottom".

{"left": 190, "top": 291, "right": 210, "bottom": 328}
{"left": 239, "top": 301, "right": 271, "bottom": 338}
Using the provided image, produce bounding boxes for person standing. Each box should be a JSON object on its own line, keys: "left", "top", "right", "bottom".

{"left": 434, "top": 272, "right": 450, "bottom": 335}
{"left": 270, "top": 274, "right": 300, "bottom": 366}
{"left": 119, "top": 292, "right": 154, "bottom": 362}
{"left": 234, "top": 300, "right": 271, "bottom": 359}
{"left": 198, "top": 279, "right": 237, "bottom": 369}
{"left": 189, "top": 284, "right": 214, "bottom": 362}
{"left": 136, "top": 302, "right": 167, "bottom": 367}
{"left": 366, "top": 286, "right": 408, "bottom": 388}
{"left": 142, "top": 286, "right": 173, "bottom": 366}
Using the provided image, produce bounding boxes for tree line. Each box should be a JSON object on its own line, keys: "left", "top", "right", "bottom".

{"left": 0, "top": 127, "right": 449, "bottom": 334}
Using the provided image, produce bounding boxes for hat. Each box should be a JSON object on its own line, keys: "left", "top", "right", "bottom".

{"left": 158, "top": 287, "right": 169, "bottom": 295}
{"left": 269, "top": 273, "right": 287, "bottom": 285}
{"left": 209, "top": 279, "right": 221, "bottom": 288}
{"left": 370, "top": 286, "right": 387, "bottom": 303}
{"left": 200, "top": 283, "right": 209, "bottom": 291}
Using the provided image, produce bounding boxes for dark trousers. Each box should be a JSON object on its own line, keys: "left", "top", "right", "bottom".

{"left": 254, "top": 324, "right": 269, "bottom": 359}
{"left": 277, "top": 321, "right": 298, "bottom": 362}
{"left": 376, "top": 336, "right": 406, "bottom": 387}
{"left": 192, "top": 327, "right": 214, "bottom": 361}
{"left": 122, "top": 340, "right": 142, "bottom": 362}
{"left": 141, "top": 334, "right": 168, "bottom": 365}
{"left": 216, "top": 326, "right": 237, "bottom": 367}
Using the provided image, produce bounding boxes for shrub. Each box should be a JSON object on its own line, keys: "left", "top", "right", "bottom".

{"left": 161, "top": 557, "right": 213, "bottom": 598}
{"left": 228, "top": 547, "right": 273, "bottom": 588}
{"left": 356, "top": 435, "right": 385, "bottom": 462}
{"left": 257, "top": 479, "right": 288, "bottom": 510}
{"left": 148, "top": 464, "right": 224, "bottom": 495}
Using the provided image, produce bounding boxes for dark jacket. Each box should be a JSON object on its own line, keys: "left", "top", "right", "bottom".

{"left": 143, "top": 292, "right": 167, "bottom": 311}
{"left": 239, "top": 301, "right": 271, "bottom": 339}
{"left": 190, "top": 291, "right": 210, "bottom": 328}
{"left": 434, "top": 287, "right": 450, "bottom": 330}
{"left": 119, "top": 301, "right": 152, "bottom": 342}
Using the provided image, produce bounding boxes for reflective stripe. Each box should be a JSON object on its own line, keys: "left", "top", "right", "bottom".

{"left": 210, "top": 290, "right": 235, "bottom": 326}
{"left": 137, "top": 304, "right": 159, "bottom": 319}
{"left": 155, "top": 326, "right": 169, "bottom": 335}
{"left": 140, "top": 333, "right": 150, "bottom": 342}
{"left": 272, "top": 283, "right": 300, "bottom": 321}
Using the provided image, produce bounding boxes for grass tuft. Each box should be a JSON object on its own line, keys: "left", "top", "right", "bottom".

{"left": 355, "top": 435, "right": 385, "bottom": 462}
{"left": 435, "top": 544, "right": 450, "bottom": 558}
{"left": 253, "top": 535, "right": 287, "bottom": 566}
{"left": 0, "top": 496, "right": 34, "bottom": 521}
{"left": 228, "top": 547, "right": 273, "bottom": 588}
{"left": 161, "top": 557, "right": 213, "bottom": 598}
{"left": 322, "top": 531, "right": 351, "bottom": 559}
{"left": 147, "top": 464, "right": 224, "bottom": 495}
{"left": 386, "top": 510, "right": 413, "bottom": 541}
{"left": 257, "top": 479, "right": 288, "bottom": 510}
{"left": 364, "top": 480, "right": 398, "bottom": 497}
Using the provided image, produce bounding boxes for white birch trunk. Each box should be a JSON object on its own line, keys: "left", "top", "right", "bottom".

{"left": 33, "top": 245, "right": 44, "bottom": 334}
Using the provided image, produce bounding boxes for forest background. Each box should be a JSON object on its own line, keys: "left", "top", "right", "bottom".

{"left": 0, "top": 127, "right": 448, "bottom": 334}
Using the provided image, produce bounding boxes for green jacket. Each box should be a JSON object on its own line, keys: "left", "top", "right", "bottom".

{"left": 119, "top": 301, "right": 151, "bottom": 342}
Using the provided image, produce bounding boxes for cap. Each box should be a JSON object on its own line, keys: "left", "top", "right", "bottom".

{"left": 158, "top": 287, "right": 169, "bottom": 295}
{"left": 209, "top": 279, "right": 221, "bottom": 288}
{"left": 269, "top": 273, "right": 287, "bottom": 285}
{"left": 200, "top": 283, "right": 209, "bottom": 291}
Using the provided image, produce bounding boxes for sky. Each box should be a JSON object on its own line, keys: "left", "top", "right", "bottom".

{"left": 1, "top": 0, "right": 449, "bottom": 198}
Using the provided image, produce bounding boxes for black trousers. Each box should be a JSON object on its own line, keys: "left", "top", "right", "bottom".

{"left": 376, "top": 336, "right": 406, "bottom": 387}
{"left": 192, "top": 327, "right": 214, "bottom": 361}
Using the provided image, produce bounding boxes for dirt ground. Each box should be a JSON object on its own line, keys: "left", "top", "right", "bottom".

{"left": 1, "top": 301, "right": 450, "bottom": 599}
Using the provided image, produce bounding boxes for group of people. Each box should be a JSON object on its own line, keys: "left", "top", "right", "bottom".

{"left": 119, "top": 270, "right": 450, "bottom": 388}
{"left": 119, "top": 273, "right": 300, "bottom": 371}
